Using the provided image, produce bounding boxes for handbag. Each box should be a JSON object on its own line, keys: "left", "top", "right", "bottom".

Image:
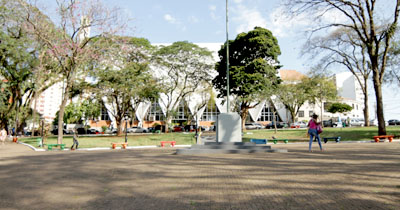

{"left": 317, "top": 125, "right": 323, "bottom": 134}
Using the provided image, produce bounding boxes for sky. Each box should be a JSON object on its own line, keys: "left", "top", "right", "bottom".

{"left": 39, "top": 0, "right": 400, "bottom": 120}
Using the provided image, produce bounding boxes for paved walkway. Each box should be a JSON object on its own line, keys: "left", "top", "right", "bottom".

{"left": 0, "top": 141, "right": 399, "bottom": 210}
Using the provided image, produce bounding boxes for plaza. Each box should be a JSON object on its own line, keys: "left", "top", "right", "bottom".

{"left": 1, "top": 142, "right": 399, "bottom": 209}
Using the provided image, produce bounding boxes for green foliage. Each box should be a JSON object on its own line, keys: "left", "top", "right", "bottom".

{"left": 53, "top": 100, "right": 101, "bottom": 125}
{"left": 213, "top": 27, "right": 281, "bottom": 125}
{"left": 327, "top": 102, "right": 353, "bottom": 113}
{"left": 213, "top": 27, "right": 281, "bottom": 101}
{"left": 153, "top": 41, "right": 215, "bottom": 131}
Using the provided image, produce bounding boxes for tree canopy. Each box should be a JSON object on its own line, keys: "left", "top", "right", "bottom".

{"left": 213, "top": 27, "right": 281, "bottom": 128}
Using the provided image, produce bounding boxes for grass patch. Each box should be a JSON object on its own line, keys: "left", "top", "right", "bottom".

{"left": 18, "top": 126, "right": 400, "bottom": 148}
{"left": 19, "top": 132, "right": 197, "bottom": 149}
{"left": 243, "top": 126, "right": 400, "bottom": 142}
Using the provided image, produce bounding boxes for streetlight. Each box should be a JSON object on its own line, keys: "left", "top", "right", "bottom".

{"left": 124, "top": 114, "right": 128, "bottom": 143}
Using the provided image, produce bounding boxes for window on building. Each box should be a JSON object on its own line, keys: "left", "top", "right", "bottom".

{"left": 173, "top": 101, "right": 188, "bottom": 120}
{"left": 202, "top": 101, "right": 219, "bottom": 121}
{"left": 257, "top": 104, "right": 280, "bottom": 121}
{"left": 309, "top": 111, "right": 314, "bottom": 117}
{"left": 101, "top": 106, "right": 110, "bottom": 121}
{"left": 146, "top": 102, "right": 165, "bottom": 121}
{"left": 298, "top": 110, "right": 304, "bottom": 117}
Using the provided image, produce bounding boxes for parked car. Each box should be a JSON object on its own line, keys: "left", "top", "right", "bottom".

{"left": 127, "top": 127, "right": 148, "bottom": 133}
{"left": 51, "top": 129, "right": 70, "bottom": 135}
{"left": 369, "top": 119, "right": 389, "bottom": 126}
{"left": 173, "top": 126, "right": 184, "bottom": 132}
{"left": 388, "top": 119, "right": 400, "bottom": 125}
{"left": 265, "top": 122, "right": 286, "bottom": 129}
{"left": 349, "top": 118, "right": 364, "bottom": 127}
{"left": 245, "top": 123, "right": 263, "bottom": 130}
{"left": 290, "top": 121, "right": 307, "bottom": 128}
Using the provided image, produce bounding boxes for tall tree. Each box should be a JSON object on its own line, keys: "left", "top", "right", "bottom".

{"left": 92, "top": 37, "right": 159, "bottom": 136}
{"left": 275, "top": 80, "right": 312, "bottom": 123}
{"left": 20, "top": 0, "right": 126, "bottom": 143}
{"left": 284, "top": 0, "right": 400, "bottom": 135}
{"left": 304, "top": 28, "right": 372, "bottom": 126}
{"left": 307, "top": 74, "right": 338, "bottom": 124}
{"left": 213, "top": 27, "right": 282, "bottom": 129}
{"left": 154, "top": 41, "right": 214, "bottom": 132}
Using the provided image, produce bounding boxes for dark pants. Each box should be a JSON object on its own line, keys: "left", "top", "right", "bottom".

{"left": 71, "top": 138, "right": 79, "bottom": 150}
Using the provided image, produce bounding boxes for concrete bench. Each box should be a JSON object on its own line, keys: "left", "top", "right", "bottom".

{"left": 111, "top": 142, "right": 128, "bottom": 149}
{"left": 323, "top": 137, "right": 341, "bottom": 143}
{"left": 160, "top": 141, "right": 176, "bottom": 147}
{"left": 250, "top": 139, "right": 267, "bottom": 144}
{"left": 373, "top": 135, "right": 394, "bottom": 143}
{"left": 47, "top": 144, "right": 65, "bottom": 150}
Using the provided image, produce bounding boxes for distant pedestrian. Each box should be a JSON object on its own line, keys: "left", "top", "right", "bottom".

{"left": 71, "top": 130, "right": 79, "bottom": 150}
{"left": 307, "top": 114, "right": 323, "bottom": 152}
{"left": 0, "top": 127, "right": 7, "bottom": 145}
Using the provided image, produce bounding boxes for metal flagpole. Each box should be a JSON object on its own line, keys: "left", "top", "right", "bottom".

{"left": 226, "top": 0, "right": 230, "bottom": 113}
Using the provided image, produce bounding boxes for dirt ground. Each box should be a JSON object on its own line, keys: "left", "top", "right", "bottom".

{"left": 0, "top": 141, "right": 399, "bottom": 210}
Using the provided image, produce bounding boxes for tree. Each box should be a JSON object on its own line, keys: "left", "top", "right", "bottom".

{"left": 307, "top": 74, "right": 338, "bottom": 124}
{"left": 154, "top": 41, "right": 215, "bottom": 132}
{"left": 284, "top": 0, "right": 400, "bottom": 135}
{"left": 304, "top": 28, "right": 372, "bottom": 126}
{"left": 92, "top": 36, "right": 159, "bottom": 136}
{"left": 327, "top": 102, "right": 353, "bottom": 114}
{"left": 213, "top": 27, "right": 281, "bottom": 129}
{"left": 275, "top": 80, "right": 311, "bottom": 123}
{"left": 20, "top": 0, "right": 127, "bottom": 143}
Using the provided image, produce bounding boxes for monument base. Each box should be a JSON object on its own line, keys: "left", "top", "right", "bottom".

{"left": 216, "top": 113, "right": 242, "bottom": 142}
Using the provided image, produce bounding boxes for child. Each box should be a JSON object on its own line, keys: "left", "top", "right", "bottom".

{"left": 71, "top": 130, "right": 79, "bottom": 150}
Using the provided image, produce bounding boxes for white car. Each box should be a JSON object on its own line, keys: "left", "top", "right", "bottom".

{"left": 349, "top": 118, "right": 364, "bottom": 127}
{"left": 127, "top": 127, "right": 148, "bottom": 133}
{"left": 245, "top": 123, "right": 264, "bottom": 129}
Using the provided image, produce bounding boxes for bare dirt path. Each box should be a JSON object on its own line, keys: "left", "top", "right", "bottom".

{"left": 1, "top": 141, "right": 399, "bottom": 210}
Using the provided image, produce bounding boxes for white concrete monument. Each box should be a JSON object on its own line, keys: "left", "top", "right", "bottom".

{"left": 216, "top": 113, "right": 242, "bottom": 142}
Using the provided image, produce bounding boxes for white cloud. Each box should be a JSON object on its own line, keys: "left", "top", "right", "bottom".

{"left": 164, "top": 14, "right": 177, "bottom": 24}
{"left": 209, "top": 4, "right": 219, "bottom": 20}
{"left": 232, "top": 5, "right": 268, "bottom": 34}
{"left": 209, "top": 5, "right": 216, "bottom": 11}
{"left": 189, "top": 15, "right": 199, "bottom": 23}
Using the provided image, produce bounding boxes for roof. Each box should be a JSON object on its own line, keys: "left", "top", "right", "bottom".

{"left": 279, "top": 70, "right": 306, "bottom": 81}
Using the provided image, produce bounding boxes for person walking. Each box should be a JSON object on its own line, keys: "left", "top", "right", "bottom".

{"left": 71, "top": 130, "right": 79, "bottom": 150}
{"left": 307, "top": 114, "right": 323, "bottom": 152}
{"left": 0, "top": 127, "right": 7, "bottom": 145}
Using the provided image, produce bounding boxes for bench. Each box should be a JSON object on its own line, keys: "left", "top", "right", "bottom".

{"left": 272, "top": 139, "right": 289, "bottom": 144}
{"left": 160, "top": 141, "right": 176, "bottom": 147}
{"left": 323, "top": 137, "right": 341, "bottom": 143}
{"left": 47, "top": 144, "right": 65, "bottom": 150}
{"left": 373, "top": 135, "right": 394, "bottom": 143}
{"left": 250, "top": 139, "right": 267, "bottom": 144}
{"left": 111, "top": 142, "right": 128, "bottom": 149}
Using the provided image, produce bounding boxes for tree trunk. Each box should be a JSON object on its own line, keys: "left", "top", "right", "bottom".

{"left": 57, "top": 90, "right": 69, "bottom": 144}
{"left": 240, "top": 107, "right": 249, "bottom": 131}
{"left": 116, "top": 118, "right": 122, "bottom": 136}
{"left": 363, "top": 84, "right": 370, "bottom": 126}
{"left": 31, "top": 94, "right": 38, "bottom": 136}
{"left": 372, "top": 72, "right": 386, "bottom": 135}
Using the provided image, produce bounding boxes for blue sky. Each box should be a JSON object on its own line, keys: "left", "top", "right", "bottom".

{"left": 40, "top": 0, "right": 400, "bottom": 119}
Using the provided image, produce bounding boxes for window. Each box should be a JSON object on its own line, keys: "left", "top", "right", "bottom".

{"left": 146, "top": 102, "right": 165, "bottom": 121}
{"left": 202, "top": 101, "right": 219, "bottom": 121}
{"left": 298, "top": 111, "right": 304, "bottom": 118}
{"left": 257, "top": 104, "right": 280, "bottom": 121}
{"left": 309, "top": 111, "right": 314, "bottom": 117}
{"left": 101, "top": 106, "right": 110, "bottom": 121}
{"left": 173, "top": 101, "right": 187, "bottom": 120}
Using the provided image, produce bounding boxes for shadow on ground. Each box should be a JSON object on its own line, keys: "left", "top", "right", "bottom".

{"left": 0, "top": 143, "right": 399, "bottom": 210}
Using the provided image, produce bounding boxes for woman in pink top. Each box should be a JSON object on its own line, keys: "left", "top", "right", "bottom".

{"left": 308, "top": 114, "right": 323, "bottom": 152}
